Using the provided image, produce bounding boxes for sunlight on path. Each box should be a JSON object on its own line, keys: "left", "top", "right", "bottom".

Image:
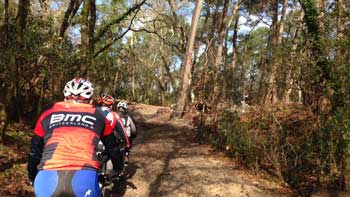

{"left": 120, "top": 105, "right": 289, "bottom": 197}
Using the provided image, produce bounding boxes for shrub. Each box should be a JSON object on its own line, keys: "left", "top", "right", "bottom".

{"left": 194, "top": 104, "right": 350, "bottom": 195}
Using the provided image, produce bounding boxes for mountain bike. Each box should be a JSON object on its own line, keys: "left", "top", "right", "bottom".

{"left": 97, "top": 142, "right": 127, "bottom": 197}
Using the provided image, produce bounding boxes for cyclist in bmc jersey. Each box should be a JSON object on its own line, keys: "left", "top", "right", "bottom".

{"left": 28, "top": 78, "right": 124, "bottom": 197}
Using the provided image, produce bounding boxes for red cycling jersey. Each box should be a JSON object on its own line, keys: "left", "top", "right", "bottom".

{"left": 33, "top": 101, "right": 113, "bottom": 170}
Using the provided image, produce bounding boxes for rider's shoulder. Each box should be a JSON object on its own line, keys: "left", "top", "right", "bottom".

{"left": 93, "top": 106, "right": 109, "bottom": 117}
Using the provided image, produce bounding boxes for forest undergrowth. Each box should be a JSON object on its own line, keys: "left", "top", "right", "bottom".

{"left": 192, "top": 103, "right": 350, "bottom": 196}
{"left": 0, "top": 123, "right": 33, "bottom": 196}
{"left": 0, "top": 103, "right": 349, "bottom": 196}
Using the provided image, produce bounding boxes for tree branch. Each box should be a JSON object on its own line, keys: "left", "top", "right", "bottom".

{"left": 94, "top": 0, "right": 147, "bottom": 43}
{"left": 130, "top": 27, "right": 183, "bottom": 53}
{"left": 93, "top": 8, "right": 140, "bottom": 58}
{"left": 60, "top": 0, "right": 84, "bottom": 38}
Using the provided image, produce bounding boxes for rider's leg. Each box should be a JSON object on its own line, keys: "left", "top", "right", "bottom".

{"left": 105, "top": 159, "right": 117, "bottom": 178}
{"left": 124, "top": 137, "right": 132, "bottom": 166}
{"left": 71, "top": 170, "right": 100, "bottom": 196}
{"left": 106, "top": 157, "right": 125, "bottom": 180}
{"left": 34, "top": 170, "right": 58, "bottom": 197}
{"left": 124, "top": 149, "right": 130, "bottom": 166}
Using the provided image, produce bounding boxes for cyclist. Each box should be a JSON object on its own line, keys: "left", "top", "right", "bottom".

{"left": 96, "top": 93, "right": 130, "bottom": 180}
{"left": 116, "top": 101, "right": 137, "bottom": 165}
{"left": 96, "top": 94, "right": 130, "bottom": 151}
{"left": 28, "top": 78, "right": 124, "bottom": 196}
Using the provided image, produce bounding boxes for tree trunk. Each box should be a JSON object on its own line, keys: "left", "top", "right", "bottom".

{"left": 89, "top": 0, "right": 96, "bottom": 55}
{"left": 3, "top": 0, "right": 9, "bottom": 45}
{"left": 161, "top": 56, "right": 176, "bottom": 92}
{"left": 159, "top": 64, "right": 165, "bottom": 106}
{"left": 199, "top": 3, "right": 216, "bottom": 98}
{"left": 80, "top": 0, "right": 96, "bottom": 76}
{"left": 229, "top": 0, "right": 241, "bottom": 70}
{"left": 264, "top": 0, "right": 279, "bottom": 104}
{"left": 60, "top": 0, "right": 76, "bottom": 38}
{"left": 173, "top": 0, "right": 202, "bottom": 118}
{"left": 81, "top": 0, "right": 90, "bottom": 59}
{"left": 214, "top": 0, "right": 229, "bottom": 68}
{"left": 265, "top": 0, "right": 288, "bottom": 105}
{"left": 3, "top": 0, "right": 9, "bottom": 23}
{"left": 168, "top": 0, "right": 187, "bottom": 54}
{"left": 113, "top": 65, "right": 119, "bottom": 94}
{"left": 213, "top": 0, "right": 229, "bottom": 101}
{"left": 132, "top": 65, "right": 135, "bottom": 99}
{"left": 60, "top": 0, "right": 83, "bottom": 38}
{"left": 36, "top": 75, "right": 46, "bottom": 116}
{"left": 336, "top": 0, "right": 345, "bottom": 60}
{"left": 277, "top": 0, "right": 288, "bottom": 45}
{"left": 16, "top": 0, "right": 30, "bottom": 36}
{"left": 258, "top": 0, "right": 281, "bottom": 105}
{"left": 299, "top": 0, "right": 330, "bottom": 113}
{"left": 335, "top": 0, "right": 347, "bottom": 189}
{"left": 191, "top": 2, "right": 209, "bottom": 101}
{"left": 39, "top": 0, "right": 49, "bottom": 18}
{"left": 283, "top": 9, "right": 304, "bottom": 104}
{"left": 258, "top": 59, "right": 268, "bottom": 104}
{"left": 316, "top": 0, "right": 326, "bottom": 35}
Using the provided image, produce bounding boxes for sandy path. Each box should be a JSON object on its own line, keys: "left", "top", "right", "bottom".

{"left": 113, "top": 104, "right": 289, "bottom": 197}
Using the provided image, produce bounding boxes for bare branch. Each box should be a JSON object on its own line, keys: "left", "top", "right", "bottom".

{"left": 60, "top": 0, "right": 84, "bottom": 38}
{"left": 93, "top": 9, "right": 140, "bottom": 58}
{"left": 94, "top": 0, "right": 147, "bottom": 43}
{"left": 130, "top": 27, "right": 183, "bottom": 53}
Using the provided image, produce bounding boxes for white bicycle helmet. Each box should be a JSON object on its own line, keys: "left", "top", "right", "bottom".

{"left": 117, "top": 101, "right": 128, "bottom": 111}
{"left": 63, "top": 78, "right": 94, "bottom": 101}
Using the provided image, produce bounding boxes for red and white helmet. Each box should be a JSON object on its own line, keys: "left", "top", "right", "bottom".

{"left": 117, "top": 101, "right": 128, "bottom": 111}
{"left": 97, "top": 94, "right": 114, "bottom": 106}
{"left": 63, "top": 78, "right": 94, "bottom": 101}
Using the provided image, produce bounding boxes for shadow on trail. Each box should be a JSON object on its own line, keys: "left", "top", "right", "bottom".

{"left": 141, "top": 127, "right": 281, "bottom": 196}
{"left": 147, "top": 141, "right": 182, "bottom": 196}
{"left": 124, "top": 107, "right": 287, "bottom": 196}
{"left": 129, "top": 111, "right": 199, "bottom": 196}
{"left": 111, "top": 162, "right": 139, "bottom": 197}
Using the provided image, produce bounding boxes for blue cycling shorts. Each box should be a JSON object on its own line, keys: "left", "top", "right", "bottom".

{"left": 34, "top": 170, "right": 100, "bottom": 197}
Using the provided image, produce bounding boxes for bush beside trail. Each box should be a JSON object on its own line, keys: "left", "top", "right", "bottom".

{"left": 0, "top": 123, "right": 33, "bottom": 196}
{"left": 192, "top": 103, "right": 350, "bottom": 196}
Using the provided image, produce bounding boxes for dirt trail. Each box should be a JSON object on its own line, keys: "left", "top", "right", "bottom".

{"left": 2, "top": 104, "right": 350, "bottom": 196}
{"left": 116, "top": 104, "right": 289, "bottom": 196}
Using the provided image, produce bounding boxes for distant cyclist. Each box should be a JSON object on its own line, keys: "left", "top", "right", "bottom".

{"left": 96, "top": 93, "right": 131, "bottom": 180}
{"left": 28, "top": 78, "right": 124, "bottom": 196}
{"left": 116, "top": 101, "right": 137, "bottom": 165}
{"left": 97, "top": 94, "right": 130, "bottom": 151}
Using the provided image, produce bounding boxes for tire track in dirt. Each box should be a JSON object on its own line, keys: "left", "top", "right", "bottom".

{"left": 116, "top": 104, "right": 290, "bottom": 196}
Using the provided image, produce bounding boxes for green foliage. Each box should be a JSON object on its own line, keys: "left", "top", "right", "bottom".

{"left": 0, "top": 0, "right": 350, "bottom": 194}
{"left": 221, "top": 111, "right": 254, "bottom": 163}
{"left": 318, "top": 108, "right": 350, "bottom": 186}
{"left": 195, "top": 105, "right": 350, "bottom": 194}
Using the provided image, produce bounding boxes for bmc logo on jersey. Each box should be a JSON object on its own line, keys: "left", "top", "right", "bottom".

{"left": 50, "top": 114, "right": 96, "bottom": 126}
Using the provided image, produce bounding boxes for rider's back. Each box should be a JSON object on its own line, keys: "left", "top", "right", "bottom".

{"left": 118, "top": 111, "right": 137, "bottom": 139}
{"left": 28, "top": 78, "right": 124, "bottom": 197}
{"left": 35, "top": 101, "right": 110, "bottom": 170}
